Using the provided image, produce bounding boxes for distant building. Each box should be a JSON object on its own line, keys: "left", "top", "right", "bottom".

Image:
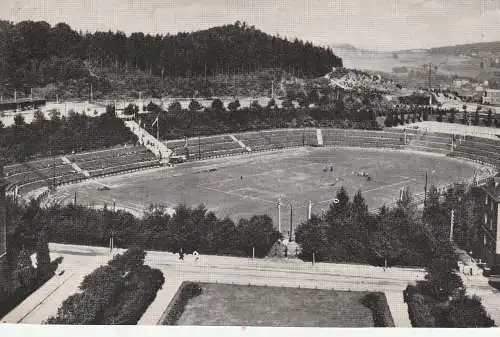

{"left": 0, "top": 98, "right": 46, "bottom": 112}
{"left": 477, "top": 174, "right": 500, "bottom": 272}
{"left": 453, "top": 79, "right": 470, "bottom": 88}
{"left": 483, "top": 89, "right": 500, "bottom": 105}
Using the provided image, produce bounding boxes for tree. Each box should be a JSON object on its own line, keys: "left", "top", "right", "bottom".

{"left": 324, "top": 187, "right": 350, "bottom": 223}
{"left": 48, "top": 109, "right": 61, "bottom": 121}
{"left": 236, "top": 215, "right": 280, "bottom": 257}
{"left": 486, "top": 109, "right": 493, "bottom": 127}
{"left": 33, "top": 110, "right": 46, "bottom": 123}
{"left": 105, "top": 104, "right": 116, "bottom": 117}
{"left": 249, "top": 100, "right": 262, "bottom": 111}
{"left": 295, "top": 216, "right": 329, "bottom": 261}
{"left": 123, "top": 104, "right": 139, "bottom": 115}
{"left": 188, "top": 99, "right": 202, "bottom": 112}
{"left": 211, "top": 99, "right": 224, "bottom": 111}
{"left": 351, "top": 190, "right": 368, "bottom": 218}
{"left": 281, "top": 99, "right": 294, "bottom": 109}
{"left": 14, "top": 114, "right": 25, "bottom": 126}
{"left": 227, "top": 100, "right": 241, "bottom": 112}
{"left": 36, "top": 229, "right": 51, "bottom": 271}
{"left": 168, "top": 101, "right": 182, "bottom": 113}
{"left": 384, "top": 113, "right": 394, "bottom": 127}
{"left": 306, "top": 89, "right": 320, "bottom": 106}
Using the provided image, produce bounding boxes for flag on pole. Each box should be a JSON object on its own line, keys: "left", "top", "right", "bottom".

{"left": 152, "top": 116, "right": 159, "bottom": 127}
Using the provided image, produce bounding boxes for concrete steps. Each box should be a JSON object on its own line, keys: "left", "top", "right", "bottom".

{"left": 316, "top": 128, "right": 324, "bottom": 146}
{"left": 125, "top": 120, "right": 172, "bottom": 161}
{"left": 230, "top": 134, "right": 251, "bottom": 152}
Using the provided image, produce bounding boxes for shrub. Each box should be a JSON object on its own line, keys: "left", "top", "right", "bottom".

{"left": 423, "top": 109, "right": 429, "bottom": 121}
{"left": 360, "top": 292, "right": 395, "bottom": 327}
{"left": 436, "top": 111, "right": 443, "bottom": 122}
{"left": 407, "top": 295, "right": 436, "bottom": 327}
{"left": 162, "top": 282, "right": 203, "bottom": 325}
{"left": 46, "top": 248, "right": 164, "bottom": 325}
{"left": 434, "top": 295, "right": 495, "bottom": 327}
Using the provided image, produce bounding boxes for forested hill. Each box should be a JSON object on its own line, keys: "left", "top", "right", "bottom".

{"left": 429, "top": 41, "right": 500, "bottom": 55}
{"left": 0, "top": 20, "right": 342, "bottom": 96}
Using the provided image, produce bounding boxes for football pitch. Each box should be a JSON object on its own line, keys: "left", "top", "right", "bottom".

{"left": 52, "top": 147, "right": 485, "bottom": 233}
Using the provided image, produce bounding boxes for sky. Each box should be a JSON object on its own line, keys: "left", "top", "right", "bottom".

{"left": 1, "top": 0, "right": 499, "bottom": 51}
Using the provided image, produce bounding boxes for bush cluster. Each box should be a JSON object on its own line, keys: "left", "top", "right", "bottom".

{"left": 45, "top": 248, "right": 164, "bottom": 325}
{"left": 162, "top": 282, "right": 203, "bottom": 325}
{"left": 360, "top": 292, "right": 395, "bottom": 327}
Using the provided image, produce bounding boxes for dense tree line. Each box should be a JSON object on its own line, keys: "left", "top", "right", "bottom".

{"left": 0, "top": 20, "right": 342, "bottom": 95}
{"left": 295, "top": 187, "right": 441, "bottom": 266}
{"left": 1, "top": 107, "right": 137, "bottom": 164}
{"left": 46, "top": 248, "right": 165, "bottom": 324}
{"left": 139, "top": 96, "right": 379, "bottom": 141}
{"left": 0, "top": 197, "right": 60, "bottom": 318}
{"left": 42, "top": 203, "right": 281, "bottom": 258}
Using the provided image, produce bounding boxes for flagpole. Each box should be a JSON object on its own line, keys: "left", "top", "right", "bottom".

{"left": 277, "top": 197, "right": 281, "bottom": 233}
{"left": 424, "top": 171, "right": 428, "bottom": 207}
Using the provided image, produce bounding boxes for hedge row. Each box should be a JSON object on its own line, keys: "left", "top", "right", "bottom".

{"left": 161, "top": 282, "right": 203, "bottom": 325}
{"left": 404, "top": 286, "right": 436, "bottom": 327}
{"left": 360, "top": 292, "right": 395, "bottom": 327}
{"left": 46, "top": 248, "right": 164, "bottom": 325}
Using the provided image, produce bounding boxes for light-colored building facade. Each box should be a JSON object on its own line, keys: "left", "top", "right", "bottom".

{"left": 483, "top": 89, "right": 500, "bottom": 105}
{"left": 477, "top": 174, "right": 500, "bottom": 272}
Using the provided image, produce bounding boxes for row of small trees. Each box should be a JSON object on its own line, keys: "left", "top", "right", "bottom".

{"left": 42, "top": 203, "right": 281, "bottom": 259}
{"left": 1, "top": 107, "right": 137, "bottom": 164}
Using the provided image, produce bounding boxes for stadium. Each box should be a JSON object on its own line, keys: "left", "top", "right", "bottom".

{"left": 3, "top": 122, "right": 500, "bottom": 326}
{"left": 3, "top": 15, "right": 500, "bottom": 329}
{"left": 26, "top": 128, "right": 495, "bottom": 229}
{"left": 7, "top": 126, "right": 496, "bottom": 209}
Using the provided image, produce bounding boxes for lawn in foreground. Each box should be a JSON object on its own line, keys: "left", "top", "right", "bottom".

{"left": 175, "top": 283, "right": 376, "bottom": 327}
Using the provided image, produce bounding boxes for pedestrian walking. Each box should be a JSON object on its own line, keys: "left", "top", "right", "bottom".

{"left": 193, "top": 250, "right": 199, "bottom": 262}
{"left": 179, "top": 248, "right": 184, "bottom": 261}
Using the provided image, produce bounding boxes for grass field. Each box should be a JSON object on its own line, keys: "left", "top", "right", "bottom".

{"left": 175, "top": 283, "right": 376, "bottom": 327}
{"left": 51, "top": 147, "right": 485, "bottom": 233}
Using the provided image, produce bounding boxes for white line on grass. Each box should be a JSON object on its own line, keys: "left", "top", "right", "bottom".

{"left": 198, "top": 185, "right": 275, "bottom": 205}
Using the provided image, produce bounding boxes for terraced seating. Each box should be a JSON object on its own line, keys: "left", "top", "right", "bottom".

{"left": 321, "top": 129, "right": 405, "bottom": 148}
{"left": 261, "top": 129, "right": 317, "bottom": 148}
{"left": 70, "top": 145, "right": 159, "bottom": 176}
{"left": 5, "top": 157, "right": 64, "bottom": 177}
{"left": 70, "top": 146, "right": 150, "bottom": 164}
{"left": 407, "top": 134, "right": 452, "bottom": 154}
{"left": 78, "top": 152, "right": 155, "bottom": 171}
{"left": 165, "top": 135, "right": 245, "bottom": 159}
{"left": 236, "top": 129, "right": 316, "bottom": 152}
{"left": 449, "top": 135, "right": 500, "bottom": 168}
{"left": 88, "top": 161, "right": 160, "bottom": 177}
{"left": 237, "top": 131, "right": 275, "bottom": 151}
{"left": 5, "top": 165, "right": 75, "bottom": 185}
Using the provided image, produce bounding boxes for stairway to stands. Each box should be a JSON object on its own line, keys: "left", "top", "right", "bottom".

{"left": 125, "top": 120, "right": 172, "bottom": 161}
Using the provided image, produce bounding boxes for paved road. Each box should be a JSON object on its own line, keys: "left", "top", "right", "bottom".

{"left": 2, "top": 243, "right": 427, "bottom": 326}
